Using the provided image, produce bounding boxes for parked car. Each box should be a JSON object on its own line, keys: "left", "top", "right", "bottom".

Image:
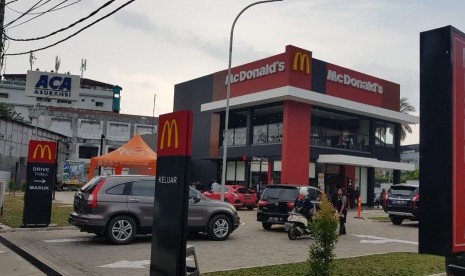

{"left": 202, "top": 185, "right": 257, "bottom": 210}
{"left": 69, "top": 175, "right": 240, "bottom": 244}
{"left": 383, "top": 183, "right": 419, "bottom": 225}
{"left": 256, "top": 184, "right": 322, "bottom": 230}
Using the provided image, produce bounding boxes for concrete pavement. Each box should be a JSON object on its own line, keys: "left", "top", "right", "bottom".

{"left": 0, "top": 192, "right": 447, "bottom": 275}
{"left": 0, "top": 191, "right": 77, "bottom": 275}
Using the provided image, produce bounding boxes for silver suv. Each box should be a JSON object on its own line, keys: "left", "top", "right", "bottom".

{"left": 69, "top": 175, "right": 240, "bottom": 244}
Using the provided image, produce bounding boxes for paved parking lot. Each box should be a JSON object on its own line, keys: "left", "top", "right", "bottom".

{"left": 0, "top": 193, "right": 419, "bottom": 275}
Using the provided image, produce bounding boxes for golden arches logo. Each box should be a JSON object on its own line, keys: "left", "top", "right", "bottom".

{"left": 292, "top": 52, "right": 310, "bottom": 74}
{"left": 33, "top": 144, "right": 52, "bottom": 160}
{"left": 160, "top": 119, "right": 179, "bottom": 149}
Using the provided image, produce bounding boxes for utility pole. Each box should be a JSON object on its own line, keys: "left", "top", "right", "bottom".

{"left": 0, "top": 0, "right": 5, "bottom": 80}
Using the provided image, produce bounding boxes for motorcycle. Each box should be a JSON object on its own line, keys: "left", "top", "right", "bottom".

{"left": 285, "top": 211, "right": 312, "bottom": 240}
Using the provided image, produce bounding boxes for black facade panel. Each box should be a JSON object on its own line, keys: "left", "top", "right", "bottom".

{"left": 311, "top": 59, "right": 327, "bottom": 94}
{"left": 174, "top": 75, "right": 216, "bottom": 185}
{"left": 222, "top": 144, "right": 282, "bottom": 160}
{"left": 419, "top": 26, "right": 453, "bottom": 255}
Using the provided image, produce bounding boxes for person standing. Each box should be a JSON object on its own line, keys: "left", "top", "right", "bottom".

{"left": 379, "top": 188, "right": 387, "bottom": 209}
{"left": 347, "top": 182, "right": 354, "bottom": 209}
{"left": 336, "top": 188, "right": 348, "bottom": 235}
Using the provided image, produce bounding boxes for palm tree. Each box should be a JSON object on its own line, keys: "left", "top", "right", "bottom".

{"left": 399, "top": 97, "right": 416, "bottom": 141}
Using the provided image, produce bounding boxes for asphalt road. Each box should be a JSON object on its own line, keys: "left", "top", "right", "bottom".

{"left": 0, "top": 194, "right": 420, "bottom": 275}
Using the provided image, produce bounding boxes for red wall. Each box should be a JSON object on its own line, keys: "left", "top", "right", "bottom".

{"left": 281, "top": 101, "right": 311, "bottom": 184}
{"left": 325, "top": 63, "right": 400, "bottom": 111}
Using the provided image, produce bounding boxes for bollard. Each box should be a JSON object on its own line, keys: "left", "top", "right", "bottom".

{"left": 354, "top": 196, "right": 363, "bottom": 219}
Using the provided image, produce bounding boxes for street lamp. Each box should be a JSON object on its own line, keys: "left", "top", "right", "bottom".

{"left": 220, "top": 0, "right": 283, "bottom": 201}
{"left": 32, "top": 95, "right": 53, "bottom": 139}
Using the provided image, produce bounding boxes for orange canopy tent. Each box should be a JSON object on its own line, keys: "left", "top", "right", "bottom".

{"left": 87, "top": 134, "right": 157, "bottom": 180}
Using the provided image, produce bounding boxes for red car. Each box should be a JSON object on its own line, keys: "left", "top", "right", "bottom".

{"left": 203, "top": 185, "right": 257, "bottom": 210}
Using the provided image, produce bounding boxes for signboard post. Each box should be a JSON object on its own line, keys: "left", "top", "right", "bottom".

{"left": 419, "top": 25, "right": 465, "bottom": 271}
{"left": 23, "top": 140, "right": 57, "bottom": 226}
{"left": 150, "top": 110, "right": 193, "bottom": 276}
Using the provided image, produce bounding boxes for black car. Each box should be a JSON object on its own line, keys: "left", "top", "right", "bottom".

{"left": 383, "top": 183, "right": 419, "bottom": 225}
{"left": 256, "top": 184, "right": 321, "bottom": 230}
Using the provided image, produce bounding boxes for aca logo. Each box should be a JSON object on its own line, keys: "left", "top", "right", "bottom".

{"left": 35, "top": 75, "right": 72, "bottom": 91}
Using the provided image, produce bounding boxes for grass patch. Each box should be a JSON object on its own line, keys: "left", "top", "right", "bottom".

{"left": 202, "top": 252, "right": 445, "bottom": 276}
{"left": 0, "top": 193, "right": 73, "bottom": 228}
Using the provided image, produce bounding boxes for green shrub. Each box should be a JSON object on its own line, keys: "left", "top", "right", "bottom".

{"left": 8, "top": 180, "right": 15, "bottom": 191}
{"left": 308, "top": 194, "right": 339, "bottom": 276}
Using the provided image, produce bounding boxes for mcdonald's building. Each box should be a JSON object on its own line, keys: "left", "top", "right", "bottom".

{"left": 173, "top": 45, "right": 418, "bottom": 205}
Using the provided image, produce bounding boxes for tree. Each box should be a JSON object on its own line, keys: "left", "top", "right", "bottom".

{"left": 400, "top": 97, "right": 416, "bottom": 141}
{"left": 0, "top": 103, "right": 23, "bottom": 121}
{"left": 308, "top": 195, "right": 339, "bottom": 275}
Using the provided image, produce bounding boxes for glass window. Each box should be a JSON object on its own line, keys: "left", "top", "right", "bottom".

{"left": 226, "top": 161, "right": 236, "bottom": 181}
{"left": 385, "top": 124, "right": 395, "bottom": 148}
{"left": 78, "top": 146, "right": 99, "bottom": 159}
{"left": 374, "top": 122, "right": 396, "bottom": 148}
{"left": 253, "top": 125, "right": 267, "bottom": 144}
{"left": 224, "top": 129, "right": 234, "bottom": 147}
{"left": 268, "top": 123, "right": 282, "bottom": 143}
{"left": 106, "top": 183, "right": 126, "bottom": 195}
{"left": 236, "top": 161, "right": 245, "bottom": 181}
{"left": 189, "top": 188, "right": 198, "bottom": 199}
{"left": 234, "top": 128, "right": 246, "bottom": 145}
{"left": 131, "top": 180, "right": 155, "bottom": 197}
{"left": 375, "top": 122, "right": 385, "bottom": 146}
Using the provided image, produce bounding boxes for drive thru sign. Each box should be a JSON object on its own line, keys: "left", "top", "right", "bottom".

{"left": 23, "top": 140, "right": 57, "bottom": 226}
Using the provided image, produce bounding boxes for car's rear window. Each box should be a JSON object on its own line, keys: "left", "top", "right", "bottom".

{"left": 389, "top": 186, "right": 418, "bottom": 196}
{"left": 80, "top": 176, "right": 105, "bottom": 193}
{"left": 261, "top": 187, "right": 298, "bottom": 201}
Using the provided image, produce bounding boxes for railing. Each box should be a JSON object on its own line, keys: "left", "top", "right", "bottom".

{"left": 311, "top": 134, "right": 370, "bottom": 152}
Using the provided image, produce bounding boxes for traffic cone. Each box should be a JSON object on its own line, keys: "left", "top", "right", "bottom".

{"left": 354, "top": 196, "right": 363, "bottom": 219}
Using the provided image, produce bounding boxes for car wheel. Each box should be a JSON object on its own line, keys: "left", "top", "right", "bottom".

{"left": 207, "top": 215, "right": 232, "bottom": 241}
{"left": 262, "top": 222, "right": 272, "bottom": 230}
{"left": 224, "top": 199, "right": 230, "bottom": 203}
{"left": 106, "top": 215, "right": 137, "bottom": 245}
{"left": 247, "top": 205, "right": 254, "bottom": 211}
{"left": 288, "top": 227, "right": 298, "bottom": 240}
{"left": 390, "top": 216, "right": 404, "bottom": 225}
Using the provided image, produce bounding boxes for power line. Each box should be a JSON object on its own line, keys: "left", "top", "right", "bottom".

{"left": 6, "top": 0, "right": 115, "bottom": 40}
{"left": 4, "top": 0, "right": 48, "bottom": 28}
{"left": 5, "top": 0, "right": 136, "bottom": 56}
{"left": 5, "top": 0, "right": 70, "bottom": 30}
{"left": 5, "top": 0, "right": 21, "bottom": 5}
{"left": 5, "top": 0, "right": 78, "bottom": 16}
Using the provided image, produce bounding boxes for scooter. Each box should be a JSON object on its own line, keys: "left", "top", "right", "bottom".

{"left": 285, "top": 212, "right": 311, "bottom": 240}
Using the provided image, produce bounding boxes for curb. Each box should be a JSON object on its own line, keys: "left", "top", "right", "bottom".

{"left": 0, "top": 223, "right": 76, "bottom": 233}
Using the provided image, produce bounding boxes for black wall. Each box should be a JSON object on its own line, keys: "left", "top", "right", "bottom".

{"left": 419, "top": 25, "right": 455, "bottom": 256}
{"left": 174, "top": 76, "right": 218, "bottom": 184}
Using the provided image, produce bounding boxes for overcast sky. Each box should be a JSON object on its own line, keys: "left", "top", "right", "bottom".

{"left": 5, "top": 0, "right": 465, "bottom": 145}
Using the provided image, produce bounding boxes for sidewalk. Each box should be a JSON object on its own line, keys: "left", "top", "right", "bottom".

{"left": 0, "top": 191, "right": 78, "bottom": 275}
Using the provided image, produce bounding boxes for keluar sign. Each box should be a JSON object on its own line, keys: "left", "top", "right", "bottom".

{"left": 419, "top": 25, "right": 465, "bottom": 256}
{"left": 150, "top": 110, "right": 193, "bottom": 276}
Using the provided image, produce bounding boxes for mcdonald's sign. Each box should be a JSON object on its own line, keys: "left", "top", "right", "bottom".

{"left": 157, "top": 110, "right": 192, "bottom": 157}
{"left": 160, "top": 119, "right": 179, "bottom": 150}
{"left": 292, "top": 52, "right": 311, "bottom": 74}
{"left": 28, "top": 140, "right": 57, "bottom": 164}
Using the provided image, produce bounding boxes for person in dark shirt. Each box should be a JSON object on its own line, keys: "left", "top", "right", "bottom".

{"left": 294, "top": 187, "right": 314, "bottom": 220}
{"left": 336, "top": 188, "right": 348, "bottom": 235}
